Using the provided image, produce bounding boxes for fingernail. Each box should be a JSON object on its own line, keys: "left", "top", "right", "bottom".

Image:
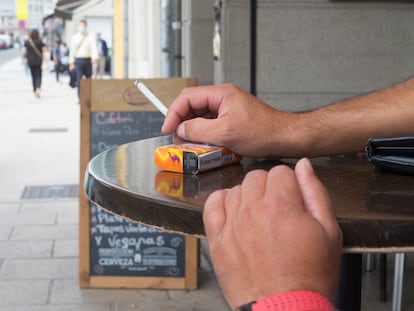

{"left": 177, "top": 124, "right": 186, "bottom": 139}
{"left": 302, "top": 158, "right": 314, "bottom": 174}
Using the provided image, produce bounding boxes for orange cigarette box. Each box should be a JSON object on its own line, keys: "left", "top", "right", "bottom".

{"left": 154, "top": 143, "right": 242, "bottom": 174}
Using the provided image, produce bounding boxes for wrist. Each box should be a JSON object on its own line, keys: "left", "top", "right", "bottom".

{"left": 269, "top": 111, "right": 313, "bottom": 158}
{"left": 235, "top": 290, "right": 335, "bottom": 311}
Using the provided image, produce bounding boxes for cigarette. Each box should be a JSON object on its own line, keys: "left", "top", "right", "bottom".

{"left": 135, "top": 80, "right": 168, "bottom": 116}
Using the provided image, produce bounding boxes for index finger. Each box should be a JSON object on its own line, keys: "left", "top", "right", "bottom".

{"left": 162, "top": 85, "right": 226, "bottom": 134}
{"left": 295, "top": 158, "right": 340, "bottom": 238}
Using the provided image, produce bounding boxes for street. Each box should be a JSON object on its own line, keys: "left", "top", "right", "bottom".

{"left": 0, "top": 46, "right": 21, "bottom": 65}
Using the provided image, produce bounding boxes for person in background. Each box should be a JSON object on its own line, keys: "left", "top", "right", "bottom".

{"left": 21, "top": 30, "right": 31, "bottom": 77}
{"left": 60, "top": 42, "right": 69, "bottom": 69}
{"left": 161, "top": 81, "right": 414, "bottom": 310}
{"left": 51, "top": 40, "right": 63, "bottom": 82}
{"left": 69, "top": 20, "right": 98, "bottom": 98}
{"left": 23, "top": 29, "right": 46, "bottom": 98}
{"left": 95, "top": 33, "right": 108, "bottom": 79}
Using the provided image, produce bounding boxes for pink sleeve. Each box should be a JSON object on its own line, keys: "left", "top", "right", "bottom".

{"left": 251, "top": 290, "right": 335, "bottom": 311}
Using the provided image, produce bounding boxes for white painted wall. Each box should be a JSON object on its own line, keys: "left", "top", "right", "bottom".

{"left": 181, "top": 0, "right": 214, "bottom": 85}
{"left": 127, "top": 0, "right": 161, "bottom": 79}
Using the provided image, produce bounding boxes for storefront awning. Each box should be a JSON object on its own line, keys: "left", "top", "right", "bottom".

{"left": 54, "top": 0, "right": 91, "bottom": 20}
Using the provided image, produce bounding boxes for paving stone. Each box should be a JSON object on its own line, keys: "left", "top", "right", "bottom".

{"left": 0, "top": 212, "right": 56, "bottom": 226}
{"left": 0, "top": 280, "right": 49, "bottom": 305}
{"left": 0, "top": 303, "right": 112, "bottom": 311}
{"left": 0, "top": 258, "right": 77, "bottom": 280}
{"left": 168, "top": 270, "right": 228, "bottom": 306}
{"left": 0, "top": 240, "right": 53, "bottom": 258}
{"left": 112, "top": 270, "right": 229, "bottom": 311}
{"left": 0, "top": 226, "right": 12, "bottom": 240}
{"left": 0, "top": 186, "right": 24, "bottom": 202}
{"left": 54, "top": 240, "right": 78, "bottom": 257}
{"left": 11, "top": 224, "right": 78, "bottom": 240}
{"left": 57, "top": 210, "right": 79, "bottom": 225}
{"left": 113, "top": 273, "right": 230, "bottom": 311}
{"left": 17, "top": 201, "right": 78, "bottom": 227}
{"left": 51, "top": 278, "right": 169, "bottom": 304}
{"left": 20, "top": 201, "right": 77, "bottom": 214}
{"left": 0, "top": 203, "right": 20, "bottom": 214}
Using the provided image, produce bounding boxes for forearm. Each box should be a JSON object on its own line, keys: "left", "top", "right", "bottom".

{"left": 288, "top": 77, "right": 414, "bottom": 157}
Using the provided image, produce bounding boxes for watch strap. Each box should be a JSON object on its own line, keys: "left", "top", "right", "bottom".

{"left": 235, "top": 290, "right": 334, "bottom": 311}
{"left": 235, "top": 301, "right": 256, "bottom": 311}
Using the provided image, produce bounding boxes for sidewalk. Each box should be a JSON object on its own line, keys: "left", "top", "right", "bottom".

{"left": 0, "top": 57, "right": 229, "bottom": 310}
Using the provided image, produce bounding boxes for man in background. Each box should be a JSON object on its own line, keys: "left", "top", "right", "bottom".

{"left": 95, "top": 33, "right": 108, "bottom": 79}
{"left": 69, "top": 20, "right": 98, "bottom": 98}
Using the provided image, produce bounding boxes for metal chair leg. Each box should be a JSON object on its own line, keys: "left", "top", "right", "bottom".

{"left": 379, "top": 254, "right": 387, "bottom": 302}
{"left": 365, "top": 253, "right": 376, "bottom": 272}
{"left": 392, "top": 253, "right": 405, "bottom": 311}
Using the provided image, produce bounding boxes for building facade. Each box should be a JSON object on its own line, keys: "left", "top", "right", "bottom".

{"left": 0, "top": 0, "right": 56, "bottom": 36}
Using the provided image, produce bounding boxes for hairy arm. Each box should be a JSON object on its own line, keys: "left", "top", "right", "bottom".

{"left": 293, "top": 78, "right": 414, "bottom": 157}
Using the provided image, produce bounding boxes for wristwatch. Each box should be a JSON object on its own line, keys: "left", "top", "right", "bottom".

{"left": 234, "top": 301, "right": 256, "bottom": 311}
{"left": 233, "top": 290, "right": 335, "bottom": 311}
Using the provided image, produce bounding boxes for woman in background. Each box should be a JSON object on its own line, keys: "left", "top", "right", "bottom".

{"left": 23, "top": 29, "right": 46, "bottom": 98}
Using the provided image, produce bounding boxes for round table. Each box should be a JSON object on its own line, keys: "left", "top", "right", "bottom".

{"left": 84, "top": 135, "right": 414, "bottom": 252}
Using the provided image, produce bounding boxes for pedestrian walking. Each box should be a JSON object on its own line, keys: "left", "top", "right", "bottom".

{"left": 69, "top": 20, "right": 98, "bottom": 99}
{"left": 95, "top": 33, "right": 108, "bottom": 79}
{"left": 23, "top": 29, "right": 46, "bottom": 98}
{"left": 52, "top": 40, "right": 63, "bottom": 82}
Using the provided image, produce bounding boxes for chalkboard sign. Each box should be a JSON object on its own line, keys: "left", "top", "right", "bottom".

{"left": 79, "top": 78, "right": 198, "bottom": 289}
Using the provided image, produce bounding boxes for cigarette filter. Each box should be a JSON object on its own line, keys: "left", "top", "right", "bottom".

{"left": 154, "top": 143, "right": 242, "bottom": 174}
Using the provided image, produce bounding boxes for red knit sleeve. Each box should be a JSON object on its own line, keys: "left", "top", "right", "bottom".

{"left": 251, "top": 290, "right": 335, "bottom": 311}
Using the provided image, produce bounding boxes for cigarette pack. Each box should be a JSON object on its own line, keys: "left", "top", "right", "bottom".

{"left": 154, "top": 143, "right": 242, "bottom": 174}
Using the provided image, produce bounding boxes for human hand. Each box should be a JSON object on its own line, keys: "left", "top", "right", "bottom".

{"left": 162, "top": 84, "right": 301, "bottom": 158}
{"left": 203, "top": 158, "right": 343, "bottom": 310}
{"left": 69, "top": 63, "right": 75, "bottom": 72}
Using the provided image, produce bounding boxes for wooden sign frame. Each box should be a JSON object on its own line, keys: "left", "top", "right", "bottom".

{"left": 79, "top": 78, "right": 199, "bottom": 289}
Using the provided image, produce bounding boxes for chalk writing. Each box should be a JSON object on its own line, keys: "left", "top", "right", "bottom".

{"left": 95, "top": 112, "right": 135, "bottom": 125}
{"left": 90, "top": 111, "right": 164, "bottom": 158}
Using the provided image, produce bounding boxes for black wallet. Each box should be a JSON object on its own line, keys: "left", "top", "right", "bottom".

{"left": 365, "top": 136, "right": 414, "bottom": 175}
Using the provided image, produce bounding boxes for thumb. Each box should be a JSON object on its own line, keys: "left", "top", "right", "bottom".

{"left": 176, "top": 117, "right": 224, "bottom": 144}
